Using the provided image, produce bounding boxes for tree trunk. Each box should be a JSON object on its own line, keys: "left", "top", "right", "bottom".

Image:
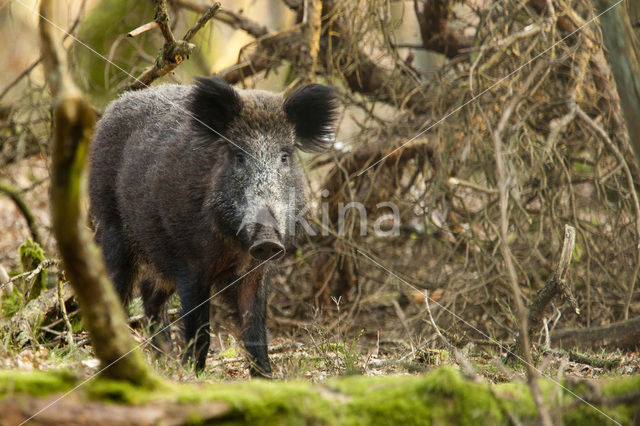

{"left": 39, "top": 0, "right": 155, "bottom": 386}
{"left": 594, "top": 0, "right": 640, "bottom": 166}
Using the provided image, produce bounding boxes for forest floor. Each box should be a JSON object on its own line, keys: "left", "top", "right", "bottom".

{"left": 1, "top": 155, "right": 639, "bottom": 398}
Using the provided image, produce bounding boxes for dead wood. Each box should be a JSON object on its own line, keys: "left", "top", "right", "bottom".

{"left": 129, "top": 0, "right": 220, "bottom": 90}
{"left": 1, "top": 283, "right": 74, "bottom": 347}
{"left": 512, "top": 225, "right": 578, "bottom": 357}
{"left": 174, "top": 0, "right": 269, "bottom": 38}
{"left": 0, "top": 395, "right": 231, "bottom": 426}
{"left": 551, "top": 316, "right": 640, "bottom": 350}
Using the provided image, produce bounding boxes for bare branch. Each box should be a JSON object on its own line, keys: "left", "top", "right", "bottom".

{"left": 512, "top": 225, "right": 578, "bottom": 356}
{"left": 424, "top": 291, "right": 480, "bottom": 380}
{"left": 301, "top": 0, "right": 322, "bottom": 82}
{"left": 492, "top": 60, "right": 553, "bottom": 426}
{"left": 183, "top": 2, "right": 221, "bottom": 42}
{"left": 0, "top": 181, "right": 42, "bottom": 246}
{"left": 0, "top": 259, "right": 58, "bottom": 293}
{"left": 154, "top": 0, "right": 176, "bottom": 44}
{"left": 174, "top": 0, "right": 268, "bottom": 38}
{"left": 129, "top": 1, "right": 220, "bottom": 90}
{"left": 574, "top": 104, "right": 640, "bottom": 320}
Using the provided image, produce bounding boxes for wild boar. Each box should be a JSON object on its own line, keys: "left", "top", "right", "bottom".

{"left": 89, "top": 76, "right": 338, "bottom": 376}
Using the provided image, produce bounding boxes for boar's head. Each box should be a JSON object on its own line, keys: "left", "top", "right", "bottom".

{"left": 187, "top": 77, "right": 338, "bottom": 261}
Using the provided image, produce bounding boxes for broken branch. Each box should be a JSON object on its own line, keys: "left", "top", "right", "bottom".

{"left": 127, "top": 21, "right": 160, "bottom": 38}
{"left": 129, "top": 0, "right": 220, "bottom": 90}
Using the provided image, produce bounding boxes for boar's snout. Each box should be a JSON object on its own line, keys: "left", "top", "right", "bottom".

{"left": 249, "top": 224, "right": 285, "bottom": 260}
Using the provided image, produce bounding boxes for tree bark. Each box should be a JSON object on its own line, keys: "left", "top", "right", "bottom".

{"left": 39, "top": 0, "right": 155, "bottom": 385}
{"left": 551, "top": 316, "right": 640, "bottom": 350}
{"left": 594, "top": 0, "right": 640, "bottom": 166}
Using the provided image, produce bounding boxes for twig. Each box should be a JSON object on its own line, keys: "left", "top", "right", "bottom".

{"left": 301, "top": 0, "right": 322, "bottom": 82}
{"left": 0, "top": 0, "right": 86, "bottom": 100}
{"left": 154, "top": 0, "right": 176, "bottom": 44}
{"left": 217, "top": 24, "right": 304, "bottom": 84}
{"left": 174, "top": 0, "right": 269, "bottom": 38}
{"left": 512, "top": 225, "right": 577, "bottom": 358}
{"left": 57, "top": 280, "right": 74, "bottom": 346}
{"left": 492, "top": 60, "right": 553, "bottom": 426}
{"left": 424, "top": 291, "right": 479, "bottom": 380}
{"left": 447, "top": 177, "right": 499, "bottom": 194}
{"left": 0, "top": 181, "right": 42, "bottom": 246}
{"left": 0, "top": 259, "right": 59, "bottom": 292}
{"left": 573, "top": 104, "right": 640, "bottom": 321}
{"left": 183, "top": 2, "right": 222, "bottom": 42}
{"left": 127, "top": 21, "right": 160, "bottom": 38}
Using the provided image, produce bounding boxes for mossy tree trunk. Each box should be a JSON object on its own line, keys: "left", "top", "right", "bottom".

{"left": 594, "top": 0, "right": 640, "bottom": 165}
{"left": 39, "top": 0, "right": 155, "bottom": 386}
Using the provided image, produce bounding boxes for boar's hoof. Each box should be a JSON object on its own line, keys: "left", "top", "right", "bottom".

{"left": 249, "top": 363, "right": 272, "bottom": 379}
{"left": 249, "top": 239, "right": 285, "bottom": 261}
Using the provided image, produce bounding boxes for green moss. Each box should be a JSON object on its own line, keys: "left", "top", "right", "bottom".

{"left": 218, "top": 346, "right": 241, "bottom": 360}
{"left": 572, "top": 161, "right": 594, "bottom": 175}
{"left": 338, "top": 368, "right": 506, "bottom": 425}
{"left": 19, "top": 239, "right": 46, "bottom": 271}
{"left": 559, "top": 374, "right": 640, "bottom": 425}
{"left": 0, "top": 370, "right": 76, "bottom": 397}
{"left": 493, "top": 380, "right": 537, "bottom": 418}
{"left": 181, "top": 380, "right": 336, "bottom": 425}
{"left": 1, "top": 285, "right": 24, "bottom": 318}
{"left": 86, "top": 377, "right": 169, "bottom": 404}
{"left": 0, "top": 368, "right": 638, "bottom": 424}
{"left": 18, "top": 238, "right": 47, "bottom": 302}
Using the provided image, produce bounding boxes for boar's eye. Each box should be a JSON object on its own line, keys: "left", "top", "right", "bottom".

{"left": 280, "top": 152, "right": 290, "bottom": 164}
{"left": 235, "top": 153, "right": 245, "bottom": 166}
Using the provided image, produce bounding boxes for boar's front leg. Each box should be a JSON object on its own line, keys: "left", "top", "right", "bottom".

{"left": 177, "top": 274, "right": 211, "bottom": 371}
{"left": 237, "top": 269, "right": 271, "bottom": 378}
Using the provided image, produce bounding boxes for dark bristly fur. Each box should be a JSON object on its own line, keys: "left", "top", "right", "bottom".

{"left": 188, "top": 76, "right": 243, "bottom": 138}
{"left": 284, "top": 84, "right": 339, "bottom": 152}
{"left": 89, "top": 77, "right": 338, "bottom": 377}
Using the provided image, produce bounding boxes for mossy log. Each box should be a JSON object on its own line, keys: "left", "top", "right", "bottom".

{"left": 0, "top": 367, "right": 638, "bottom": 425}
{"left": 1, "top": 283, "right": 74, "bottom": 347}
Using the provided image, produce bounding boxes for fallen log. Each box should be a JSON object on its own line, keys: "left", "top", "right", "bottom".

{"left": 551, "top": 316, "right": 640, "bottom": 351}
{"left": 0, "top": 366, "right": 638, "bottom": 425}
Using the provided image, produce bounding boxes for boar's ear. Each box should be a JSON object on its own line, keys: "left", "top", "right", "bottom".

{"left": 284, "top": 84, "right": 338, "bottom": 152}
{"left": 188, "top": 76, "right": 243, "bottom": 137}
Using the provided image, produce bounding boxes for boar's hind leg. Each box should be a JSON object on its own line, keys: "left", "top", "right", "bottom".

{"left": 140, "top": 279, "right": 174, "bottom": 355}
{"left": 96, "top": 221, "right": 136, "bottom": 307}
{"left": 178, "top": 278, "right": 211, "bottom": 371}
{"left": 237, "top": 271, "right": 271, "bottom": 378}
